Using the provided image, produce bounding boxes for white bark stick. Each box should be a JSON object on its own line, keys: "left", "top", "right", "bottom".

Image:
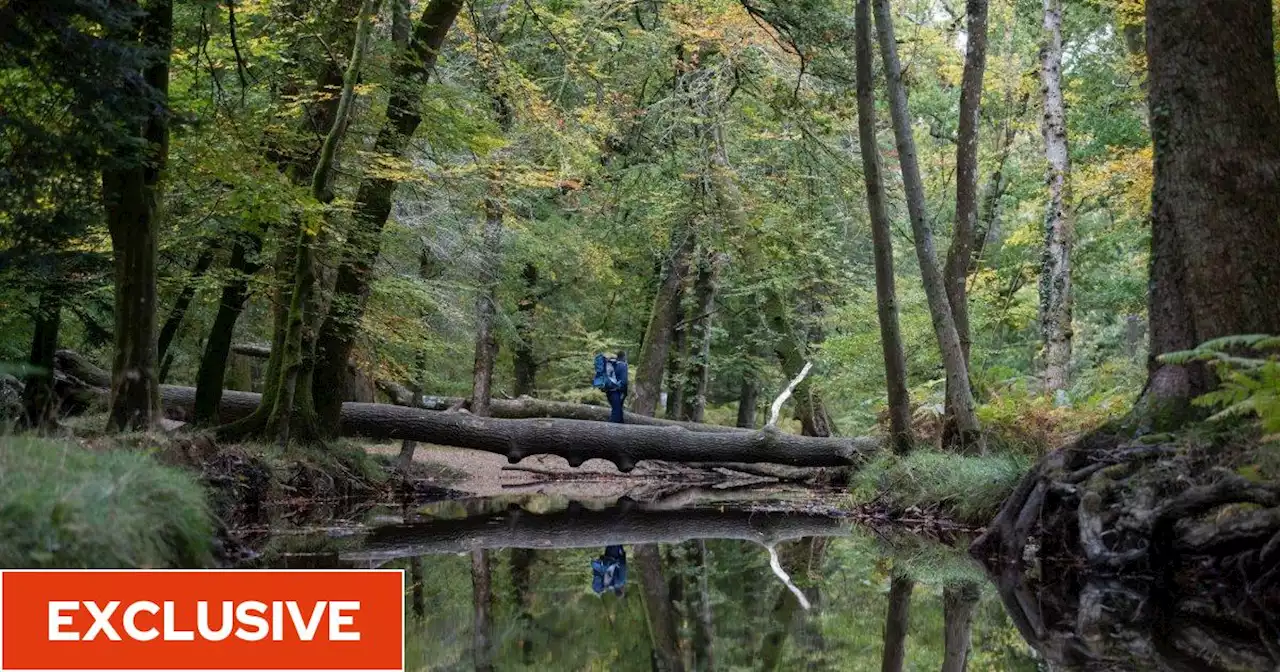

{"left": 767, "top": 544, "right": 811, "bottom": 611}
{"left": 768, "top": 361, "right": 813, "bottom": 428}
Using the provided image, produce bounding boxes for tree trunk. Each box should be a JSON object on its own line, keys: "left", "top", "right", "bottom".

{"left": 470, "top": 178, "right": 504, "bottom": 418}
{"left": 634, "top": 226, "right": 697, "bottom": 417}
{"left": 510, "top": 548, "right": 537, "bottom": 664}
{"left": 943, "top": 0, "right": 990, "bottom": 367}
{"left": 767, "top": 297, "right": 836, "bottom": 438}
{"left": 353, "top": 504, "right": 849, "bottom": 561}
{"left": 194, "top": 236, "right": 263, "bottom": 424}
{"left": 470, "top": 549, "right": 494, "bottom": 672}
{"left": 1141, "top": 0, "right": 1280, "bottom": 421}
{"left": 512, "top": 262, "right": 539, "bottom": 397}
{"left": 682, "top": 251, "right": 722, "bottom": 424}
{"left": 636, "top": 544, "right": 687, "bottom": 672}
{"left": 311, "top": 0, "right": 464, "bottom": 434}
{"left": 854, "top": 0, "right": 913, "bottom": 456}
{"left": 666, "top": 302, "right": 687, "bottom": 420}
{"left": 735, "top": 374, "right": 758, "bottom": 429}
{"left": 880, "top": 573, "right": 914, "bottom": 672}
{"left": 872, "top": 0, "right": 983, "bottom": 452}
{"left": 157, "top": 245, "right": 216, "bottom": 368}
{"left": 758, "top": 538, "right": 826, "bottom": 671}
{"left": 1039, "top": 0, "right": 1073, "bottom": 393}
{"left": 941, "top": 0, "right": 990, "bottom": 449}
{"left": 102, "top": 0, "right": 172, "bottom": 432}
{"left": 409, "top": 557, "right": 425, "bottom": 618}
{"left": 690, "top": 540, "right": 715, "bottom": 671}
{"left": 941, "top": 581, "right": 980, "bottom": 672}
{"left": 23, "top": 282, "right": 61, "bottom": 429}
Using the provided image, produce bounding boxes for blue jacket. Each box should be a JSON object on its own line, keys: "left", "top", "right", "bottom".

{"left": 591, "top": 545, "right": 627, "bottom": 594}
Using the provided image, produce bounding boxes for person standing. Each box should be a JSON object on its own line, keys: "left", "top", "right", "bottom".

{"left": 593, "top": 350, "right": 629, "bottom": 423}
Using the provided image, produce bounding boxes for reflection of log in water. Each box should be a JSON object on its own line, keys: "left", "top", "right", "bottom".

{"left": 972, "top": 435, "right": 1280, "bottom": 671}
{"left": 345, "top": 503, "right": 850, "bottom": 562}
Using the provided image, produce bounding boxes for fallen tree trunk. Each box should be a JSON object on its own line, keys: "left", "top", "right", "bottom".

{"left": 345, "top": 501, "right": 850, "bottom": 561}
{"left": 378, "top": 379, "right": 747, "bottom": 433}
{"left": 56, "top": 352, "right": 875, "bottom": 470}
{"left": 337, "top": 402, "right": 874, "bottom": 471}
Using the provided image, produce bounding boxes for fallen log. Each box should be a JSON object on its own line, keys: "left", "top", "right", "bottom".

{"left": 344, "top": 501, "right": 851, "bottom": 561}
{"left": 57, "top": 351, "right": 877, "bottom": 469}
{"left": 336, "top": 401, "right": 874, "bottom": 471}
{"left": 378, "top": 379, "right": 747, "bottom": 433}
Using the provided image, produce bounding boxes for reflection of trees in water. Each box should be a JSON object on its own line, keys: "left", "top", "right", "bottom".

{"left": 385, "top": 506, "right": 1038, "bottom": 670}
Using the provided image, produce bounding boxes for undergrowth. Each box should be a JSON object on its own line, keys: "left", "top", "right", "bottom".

{"left": 851, "top": 449, "right": 1030, "bottom": 526}
{"left": 0, "top": 436, "right": 213, "bottom": 568}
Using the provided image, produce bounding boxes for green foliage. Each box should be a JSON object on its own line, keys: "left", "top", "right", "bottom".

{"left": 851, "top": 449, "right": 1031, "bottom": 526}
{"left": 1159, "top": 334, "right": 1280, "bottom": 439}
{"left": 0, "top": 436, "right": 213, "bottom": 568}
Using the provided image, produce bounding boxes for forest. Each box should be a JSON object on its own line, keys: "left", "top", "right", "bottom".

{"left": 3, "top": 0, "right": 1280, "bottom": 669}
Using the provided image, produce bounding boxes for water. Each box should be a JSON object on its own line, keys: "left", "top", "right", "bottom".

{"left": 235, "top": 492, "right": 1041, "bottom": 671}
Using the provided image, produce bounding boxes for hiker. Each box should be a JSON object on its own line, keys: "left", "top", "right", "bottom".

{"left": 591, "top": 545, "right": 627, "bottom": 596}
{"left": 593, "top": 350, "right": 629, "bottom": 423}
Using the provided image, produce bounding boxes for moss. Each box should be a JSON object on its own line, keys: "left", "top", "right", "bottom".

{"left": 851, "top": 448, "right": 1030, "bottom": 526}
{"left": 0, "top": 436, "right": 213, "bottom": 568}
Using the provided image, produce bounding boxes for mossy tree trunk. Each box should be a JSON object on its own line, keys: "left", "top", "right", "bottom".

{"left": 311, "top": 0, "right": 464, "bottom": 433}
{"left": 102, "top": 0, "right": 172, "bottom": 432}
{"left": 194, "top": 233, "right": 262, "bottom": 423}
{"left": 872, "top": 0, "right": 983, "bottom": 453}
{"left": 854, "top": 0, "right": 912, "bottom": 455}
{"left": 157, "top": 243, "right": 216, "bottom": 369}
{"left": 512, "top": 262, "right": 540, "bottom": 398}
{"left": 681, "top": 250, "right": 723, "bottom": 423}
{"left": 633, "top": 226, "right": 696, "bottom": 418}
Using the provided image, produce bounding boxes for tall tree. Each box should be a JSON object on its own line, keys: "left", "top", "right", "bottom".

{"left": 312, "top": 0, "right": 464, "bottom": 432}
{"left": 941, "top": 581, "right": 980, "bottom": 672}
{"left": 633, "top": 228, "right": 696, "bottom": 417}
{"left": 102, "top": 0, "right": 174, "bottom": 431}
{"left": 635, "top": 544, "right": 686, "bottom": 672}
{"left": 872, "top": 0, "right": 983, "bottom": 452}
{"left": 854, "top": 0, "right": 912, "bottom": 455}
{"left": 1142, "top": 0, "right": 1280, "bottom": 421}
{"left": 1039, "top": 0, "right": 1073, "bottom": 393}
{"left": 681, "top": 250, "right": 723, "bottom": 423}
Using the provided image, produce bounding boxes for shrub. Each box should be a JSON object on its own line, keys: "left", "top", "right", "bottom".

{"left": 0, "top": 436, "right": 213, "bottom": 568}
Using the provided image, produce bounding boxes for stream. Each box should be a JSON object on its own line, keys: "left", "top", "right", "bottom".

{"left": 231, "top": 491, "right": 1041, "bottom": 670}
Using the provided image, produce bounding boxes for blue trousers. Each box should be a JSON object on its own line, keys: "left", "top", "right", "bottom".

{"left": 607, "top": 391, "right": 625, "bottom": 423}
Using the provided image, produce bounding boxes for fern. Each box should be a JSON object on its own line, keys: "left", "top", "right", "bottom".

{"left": 1159, "top": 334, "right": 1280, "bottom": 439}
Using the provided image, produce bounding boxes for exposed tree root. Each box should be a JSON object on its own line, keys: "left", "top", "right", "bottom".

{"left": 971, "top": 429, "right": 1280, "bottom": 670}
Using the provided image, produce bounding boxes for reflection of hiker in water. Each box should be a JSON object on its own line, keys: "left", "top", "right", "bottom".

{"left": 591, "top": 545, "right": 627, "bottom": 595}
{"left": 593, "top": 351, "right": 629, "bottom": 423}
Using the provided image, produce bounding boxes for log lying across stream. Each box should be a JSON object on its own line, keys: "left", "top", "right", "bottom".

{"left": 344, "top": 501, "right": 851, "bottom": 562}
{"left": 57, "top": 351, "right": 877, "bottom": 470}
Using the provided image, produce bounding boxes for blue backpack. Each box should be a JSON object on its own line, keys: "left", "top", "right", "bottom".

{"left": 593, "top": 354, "right": 620, "bottom": 391}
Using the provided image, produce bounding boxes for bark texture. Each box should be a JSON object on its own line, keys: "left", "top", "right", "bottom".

{"left": 469, "top": 177, "right": 504, "bottom": 417}
{"left": 855, "top": 0, "right": 913, "bottom": 455}
{"left": 1142, "top": 0, "right": 1280, "bottom": 421}
{"left": 1038, "top": 0, "right": 1073, "bottom": 393}
{"left": 102, "top": 0, "right": 172, "bottom": 431}
{"left": 310, "top": 0, "right": 463, "bottom": 433}
{"left": 512, "top": 262, "right": 539, "bottom": 397}
{"left": 872, "top": 0, "right": 982, "bottom": 452}
{"left": 193, "top": 236, "right": 261, "bottom": 424}
{"left": 633, "top": 226, "right": 697, "bottom": 417}
{"left": 681, "top": 251, "right": 723, "bottom": 423}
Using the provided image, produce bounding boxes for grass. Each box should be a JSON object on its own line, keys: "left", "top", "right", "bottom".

{"left": 0, "top": 436, "right": 213, "bottom": 568}
{"left": 851, "top": 448, "right": 1030, "bottom": 526}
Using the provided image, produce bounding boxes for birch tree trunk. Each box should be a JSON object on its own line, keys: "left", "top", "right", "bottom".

{"left": 1039, "top": 0, "right": 1073, "bottom": 393}
{"left": 872, "top": 0, "right": 983, "bottom": 452}
{"left": 855, "top": 0, "right": 913, "bottom": 455}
